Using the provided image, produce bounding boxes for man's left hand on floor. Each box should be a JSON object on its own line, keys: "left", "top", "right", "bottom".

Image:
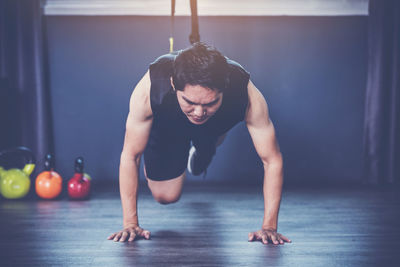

{"left": 248, "top": 228, "right": 291, "bottom": 245}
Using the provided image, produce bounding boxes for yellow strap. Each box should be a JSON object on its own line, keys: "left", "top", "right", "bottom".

{"left": 169, "top": 37, "right": 174, "bottom": 53}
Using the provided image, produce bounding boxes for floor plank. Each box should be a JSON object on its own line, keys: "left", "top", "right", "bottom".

{"left": 0, "top": 183, "right": 399, "bottom": 266}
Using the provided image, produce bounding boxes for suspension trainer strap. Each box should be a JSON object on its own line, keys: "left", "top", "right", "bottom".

{"left": 170, "top": 0, "right": 175, "bottom": 52}
{"left": 189, "top": 0, "right": 200, "bottom": 44}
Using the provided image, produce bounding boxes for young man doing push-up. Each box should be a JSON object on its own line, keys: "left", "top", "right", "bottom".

{"left": 108, "top": 43, "right": 291, "bottom": 245}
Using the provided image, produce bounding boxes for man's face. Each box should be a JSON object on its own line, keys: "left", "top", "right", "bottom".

{"left": 172, "top": 79, "right": 223, "bottom": 125}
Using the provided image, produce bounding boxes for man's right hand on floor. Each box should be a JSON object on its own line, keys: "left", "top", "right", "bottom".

{"left": 108, "top": 225, "right": 151, "bottom": 242}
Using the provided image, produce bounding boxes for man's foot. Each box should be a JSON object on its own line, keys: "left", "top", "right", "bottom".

{"left": 187, "top": 145, "right": 215, "bottom": 176}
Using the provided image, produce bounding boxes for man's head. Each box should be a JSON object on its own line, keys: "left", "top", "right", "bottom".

{"left": 171, "top": 43, "right": 229, "bottom": 125}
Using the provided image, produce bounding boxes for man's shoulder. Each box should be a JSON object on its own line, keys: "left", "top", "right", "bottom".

{"left": 224, "top": 58, "right": 250, "bottom": 89}
{"left": 226, "top": 57, "right": 245, "bottom": 69}
{"left": 150, "top": 53, "right": 176, "bottom": 67}
{"left": 226, "top": 57, "right": 250, "bottom": 80}
{"left": 149, "top": 53, "right": 176, "bottom": 80}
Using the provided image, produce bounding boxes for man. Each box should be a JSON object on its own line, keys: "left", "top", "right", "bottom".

{"left": 108, "top": 43, "right": 291, "bottom": 245}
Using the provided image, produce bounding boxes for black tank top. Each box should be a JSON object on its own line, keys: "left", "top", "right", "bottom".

{"left": 148, "top": 53, "right": 250, "bottom": 144}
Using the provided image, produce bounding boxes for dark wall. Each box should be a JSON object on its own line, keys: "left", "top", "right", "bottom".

{"left": 45, "top": 16, "right": 367, "bottom": 184}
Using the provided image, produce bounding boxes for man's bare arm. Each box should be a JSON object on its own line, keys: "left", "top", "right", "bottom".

{"left": 108, "top": 70, "right": 153, "bottom": 242}
{"left": 245, "top": 80, "right": 291, "bottom": 245}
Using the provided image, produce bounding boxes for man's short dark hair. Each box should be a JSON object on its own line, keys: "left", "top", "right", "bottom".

{"left": 172, "top": 43, "right": 229, "bottom": 93}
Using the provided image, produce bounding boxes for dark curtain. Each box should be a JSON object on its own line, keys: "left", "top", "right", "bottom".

{"left": 363, "top": 0, "right": 400, "bottom": 185}
{"left": 0, "top": 0, "right": 53, "bottom": 168}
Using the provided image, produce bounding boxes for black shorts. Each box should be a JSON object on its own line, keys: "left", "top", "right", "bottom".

{"left": 143, "top": 134, "right": 218, "bottom": 181}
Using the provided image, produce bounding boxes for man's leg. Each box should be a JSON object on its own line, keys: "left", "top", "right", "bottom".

{"left": 144, "top": 165, "right": 185, "bottom": 205}
{"left": 144, "top": 133, "right": 226, "bottom": 202}
{"left": 188, "top": 133, "right": 227, "bottom": 176}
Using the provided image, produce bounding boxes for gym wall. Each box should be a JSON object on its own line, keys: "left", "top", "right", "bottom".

{"left": 45, "top": 16, "right": 367, "bottom": 184}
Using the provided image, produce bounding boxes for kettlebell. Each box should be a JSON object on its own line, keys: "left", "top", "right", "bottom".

{"left": 35, "top": 154, "right": 63, "bottom": 199}
{"left": 0, "top": 147, "right": 36, "bottom": 199}
{"left": 68, "top": 157, "right": 91, "bottom": 199}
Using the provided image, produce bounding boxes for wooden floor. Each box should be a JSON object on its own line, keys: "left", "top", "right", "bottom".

{"left": 0, "top": 182, "right": 399, "bottom": 267}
